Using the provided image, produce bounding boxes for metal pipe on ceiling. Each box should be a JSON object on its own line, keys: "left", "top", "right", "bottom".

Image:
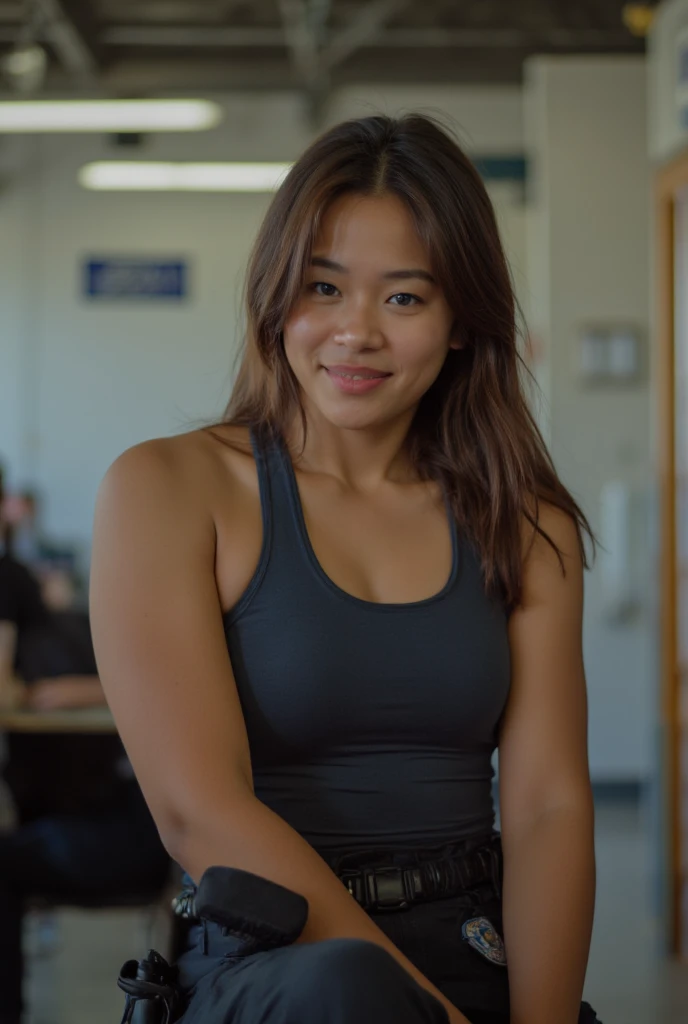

{"left": 100, "top": 25, "right": 639, "bottom": 49}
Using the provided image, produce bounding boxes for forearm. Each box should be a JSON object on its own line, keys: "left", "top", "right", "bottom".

{"left": 169, "top": 791, "right": 469, "bottom": 1024}
{"left": 57, "top": 676, "right": 106, "bottom": 707}
{"left": 502, "top": 803, "right": 596, "bottom": 1024}
{"left": 0, "top": 623, "right": 24, "bottom": 709}
{"left": 0, "top": 667, "right": 27, "bottom": 709}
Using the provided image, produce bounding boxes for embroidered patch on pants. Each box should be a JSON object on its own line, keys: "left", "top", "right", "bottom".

{"left": 461, "top": 917, "right": 508, "bottom": 966}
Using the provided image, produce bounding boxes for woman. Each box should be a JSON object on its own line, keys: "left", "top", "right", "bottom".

{"left": 91, "top": 114, "right": 601, "bottom": 1024}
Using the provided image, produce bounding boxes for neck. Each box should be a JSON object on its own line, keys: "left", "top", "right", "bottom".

{"left": 284, "top": 405, "right": 419, "bottom": 492}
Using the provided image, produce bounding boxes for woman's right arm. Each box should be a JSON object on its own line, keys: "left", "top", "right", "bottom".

{"left": 90, "top": 441, "right": 469, "bottom": 1024}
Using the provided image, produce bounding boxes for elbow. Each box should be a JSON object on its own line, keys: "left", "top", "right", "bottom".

{"left": 156, "top": 809, "right": 192, "bottom": 868}
{"left": 502, "top": 784, "right": 595, "bottom": 846}
{"left": 153, "top": 786, "right": 255, "bottom": 875}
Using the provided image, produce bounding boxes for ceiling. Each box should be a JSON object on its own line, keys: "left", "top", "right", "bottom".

{"left": 0, "top": 1, "right": 651, "bottom": 99}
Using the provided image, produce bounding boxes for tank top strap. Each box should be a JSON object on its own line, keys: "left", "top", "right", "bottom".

{"left": 248, "top": 426, "right": 309, "bottom": 570}
{"left": 247, "top": 425, "right": 464, "bottom": 610}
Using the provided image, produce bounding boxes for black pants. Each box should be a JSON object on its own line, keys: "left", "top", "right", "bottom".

{"left": 175, "top": 840, "right": 602, "bottom": 1024}
{"left": 0, "top": 780, "right": 169, "bottom": 1024}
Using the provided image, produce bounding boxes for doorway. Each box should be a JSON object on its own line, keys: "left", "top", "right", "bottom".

{"left": 657, "top": 150, "right": 688, "bottom": 959}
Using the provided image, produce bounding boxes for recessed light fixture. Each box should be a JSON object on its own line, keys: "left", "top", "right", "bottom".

{"left": 78, "top": 161, "right": 293, "bottom": 192}
{"left": 0, "top": 100, "right": 222, "bottom": 133}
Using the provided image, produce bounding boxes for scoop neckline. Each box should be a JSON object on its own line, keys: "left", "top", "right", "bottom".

{"left": 277, "top": 433, "right": 460, "bottom": 612}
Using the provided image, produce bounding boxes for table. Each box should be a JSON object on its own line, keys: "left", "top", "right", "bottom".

{"left": 0, "top": 706, "right": 116, "bottom": 734}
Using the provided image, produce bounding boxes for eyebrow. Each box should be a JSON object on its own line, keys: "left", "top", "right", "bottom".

{"left": 310, "top": 256, "right": 435, "bottom": 285}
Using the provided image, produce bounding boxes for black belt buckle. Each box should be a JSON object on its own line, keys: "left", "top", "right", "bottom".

{"left": 368, "top": 867, "right": 411, "bottom": 911}
{"left": 340, "top": 866, "right": 410, "bottom": 911}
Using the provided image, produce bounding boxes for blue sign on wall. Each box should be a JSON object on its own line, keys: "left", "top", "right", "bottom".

{"left": 84, "top": 257, "right": 188, "bottom": 299}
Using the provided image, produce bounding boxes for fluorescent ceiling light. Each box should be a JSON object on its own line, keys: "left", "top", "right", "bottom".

{"left": 79, "top": 161, "right": 292, "bottom": 192}
{"left": 0, "top": 100, "right": 222, "bottom": 133}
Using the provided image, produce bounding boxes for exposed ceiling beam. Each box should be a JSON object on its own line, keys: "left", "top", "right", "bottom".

{"left": 102, "top": 27, "right": 286, "bottom": 48}
{"left": 32, "top": 0, "right": 99, "bottom": 80}
{"left": 216, "top": 0, "right": 252, "bottom": 17}
{"left": 0, "top": 3, "right": 24, "bottom": 23}
{"left": 100, "top": 1, "right": 250, "bottom": 23}
{"left": 99, "top": 25, "right": 640, "bottom": 50}
{"left": 87, "top": 51, "right": 525, "bottom": 94}
{"left": 321, "top": 0, "right": 412, "bottom": 72}
{"left": 276, "top": 0, "right": 336, "bottom": 119}
{"left": 278, "top": 0, "right": 320, "bottom": 86}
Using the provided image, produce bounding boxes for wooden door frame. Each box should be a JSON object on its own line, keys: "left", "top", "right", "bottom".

{"left": 656, "top": 147, "right": 688, "bottom": 957}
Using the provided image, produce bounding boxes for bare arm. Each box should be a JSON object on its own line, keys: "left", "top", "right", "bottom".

{"left": 499, "top": 506, "right": 595, "bottom": 1024}
{"left": 90, "top": 442, "right": 469, "bottom": 1024}
{"left": 0, "top": 621, "right": 27, "bottom": 710}
{"left": 0, "top": 621, "right": 16, "bottom": 683}
{"left": 27, "top": 675, "right": 105, "bottom": 711}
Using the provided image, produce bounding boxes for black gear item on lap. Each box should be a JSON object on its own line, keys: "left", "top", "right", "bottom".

{"left": 118, "top": 950, "right": 181, "bottom": 1024}
{"left": 194, "top": 866, "right": 309, "bottom": 952}
{"left": 118, "top": 868, "right": 309, "bottom": 1023}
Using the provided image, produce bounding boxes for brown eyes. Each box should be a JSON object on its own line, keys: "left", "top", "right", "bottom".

{"left": 310, "top": 282, "right": 338, "bottom": 297}
{"left": 309, "top": 282, "right": 422, "bottom": 307}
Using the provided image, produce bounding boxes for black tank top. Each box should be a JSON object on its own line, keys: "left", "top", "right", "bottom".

{"left": 223, "top": 430, "right": 511, "bottom": 854}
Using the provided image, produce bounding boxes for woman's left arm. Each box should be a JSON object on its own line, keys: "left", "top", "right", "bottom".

{"left": 499, "top": 504, "right": 595, "bottom": 1024}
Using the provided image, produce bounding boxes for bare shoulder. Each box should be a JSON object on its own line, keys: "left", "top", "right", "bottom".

{"left": 98, "top": 424, "right": 254, "bottom": 523}
{"left": 524, "top": 501, "right": 581, "bottom": 560}
{"left": 94, "top": 425, "right": 261, "bottom": 613}
{"left": 519, "top": 501, "right": 584, "bottom": 606}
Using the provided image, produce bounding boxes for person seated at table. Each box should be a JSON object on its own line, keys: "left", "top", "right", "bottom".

{"left": 2, "top": 489, "right": 43, "bottom": 570}
{"left": 0, "top": 523, "right": 169, "bottom": 1024}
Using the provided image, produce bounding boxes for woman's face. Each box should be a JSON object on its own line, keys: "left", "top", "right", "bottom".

{"left": 283, "top": 192, "right": 459, "bottom": 433}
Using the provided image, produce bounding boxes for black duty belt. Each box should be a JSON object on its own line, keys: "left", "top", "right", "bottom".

{"left": 335, "top": 836, "right": 502, "bottom": 912}
{"left": 172, "top": 836, "right": 502, "bottom": 922}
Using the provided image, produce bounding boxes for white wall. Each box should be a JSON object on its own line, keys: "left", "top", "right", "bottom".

{"left": 0, "top": 84, "right": 525, "bottom": 552}
{"left": 0, "top": 137, "right": 35, "bottom": 486}
{"left": 648, "top": 0, "right": 688, "bottom": 163}
{"left": 524, "top": 57, "right": 653, "bottom": 780}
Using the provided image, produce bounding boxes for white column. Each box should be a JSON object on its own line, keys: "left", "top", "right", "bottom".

{"left": 523, "top": 56, "right": 652, "bottom": 782}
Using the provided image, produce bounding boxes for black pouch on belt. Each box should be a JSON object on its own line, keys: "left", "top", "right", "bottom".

{"left": 117, "top": 867, "right": 310, "bottom": 1022}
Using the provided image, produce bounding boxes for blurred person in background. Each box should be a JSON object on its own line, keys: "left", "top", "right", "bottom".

{"left": 92, "top": 114, "right": 600, "bottom": 1024}
{"left": 2, "top": 484, "right": 86, "bottom": 608}
{"left": 3, "top": 489, "right": 42, "bottom": 568}
{"left": 0, "top": 474, "right": 169, "bottom": 1024}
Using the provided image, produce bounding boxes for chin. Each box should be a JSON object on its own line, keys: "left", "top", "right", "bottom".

{"left": 312, "top": 398, "right": 406, "bottom": 433}
{"left": 316, "top": 409, "right": 382, "bottom": 431}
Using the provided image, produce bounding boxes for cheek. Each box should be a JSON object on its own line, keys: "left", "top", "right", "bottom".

{"left": 397, "top": 324, "right": 452, "bottom": 376}
{"left": 283, "top": 307, "right": 328, "bottom": 362}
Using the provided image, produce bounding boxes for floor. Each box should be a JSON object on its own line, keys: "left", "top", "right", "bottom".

{"left": 21, "top": 799, "right": 688, "bottom": 1024}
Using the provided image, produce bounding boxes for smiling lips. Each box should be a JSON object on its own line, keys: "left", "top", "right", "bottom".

{"left": 324, "top": 365, "right": 392, "bottom": 395}
{"left": 326, "top": 365, "right": 391, "bottom": 379}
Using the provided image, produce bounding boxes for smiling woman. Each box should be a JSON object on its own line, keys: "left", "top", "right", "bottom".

{"left": 282, "top": 192, "right": 459, "bottom": 418}
{"left": 225, "top": 115, "right": 592, "bottom": 608}
{"left": 91, "top": 114, "right": 600, "bottom": 1024}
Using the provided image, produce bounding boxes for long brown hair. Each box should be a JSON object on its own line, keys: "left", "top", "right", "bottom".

{"left": 223, "top": 113, "right": 594, "bottom": 609}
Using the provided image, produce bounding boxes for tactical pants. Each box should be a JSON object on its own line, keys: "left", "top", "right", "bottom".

{"left": 175, "top": 842, "right": 603, "bottom": 1024}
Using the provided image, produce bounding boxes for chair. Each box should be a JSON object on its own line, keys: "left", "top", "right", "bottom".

{"left": 26, "top": 864, "right": 179, "bottom": 960}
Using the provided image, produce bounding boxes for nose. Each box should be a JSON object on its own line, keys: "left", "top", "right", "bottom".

{"left": 332, "top": 298, "right": 383, "bottom": 351}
